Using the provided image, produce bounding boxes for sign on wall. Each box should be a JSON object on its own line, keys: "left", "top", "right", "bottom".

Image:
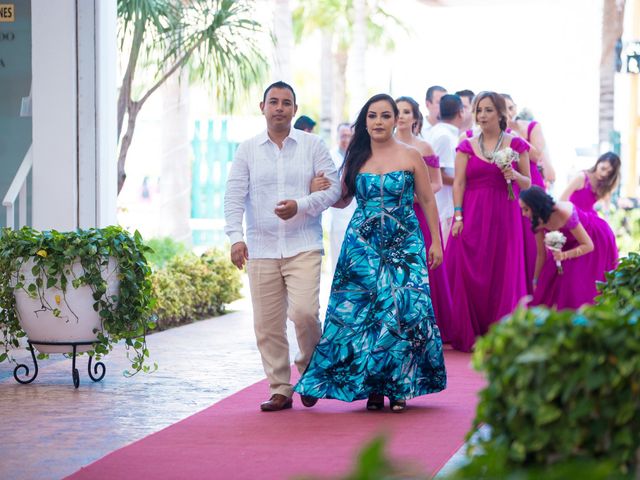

{"left": 0, "top": 4, "right": 15, "bottom": 22}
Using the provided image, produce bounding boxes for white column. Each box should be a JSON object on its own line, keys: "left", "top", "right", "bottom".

{"left": 31, "top": 0, "right": 78, "bottom": 230}
{"left": 95, "top": 0, "right": 117, "bottom": 227}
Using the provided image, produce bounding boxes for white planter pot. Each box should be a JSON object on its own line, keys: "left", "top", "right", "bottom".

{"left": 13, "top": 257, "right": 119, "bottom": 354}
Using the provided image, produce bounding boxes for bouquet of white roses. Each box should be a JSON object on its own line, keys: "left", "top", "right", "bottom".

{"left": 492, "top": 147, "right": 519, "bottom": 200}
{"left": 544, "top": 230, "right": 567, "bottom": 274}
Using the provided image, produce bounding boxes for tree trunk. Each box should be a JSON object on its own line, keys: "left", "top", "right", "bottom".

{"left": 599, "top": 0, "right": 626, "bottom": 149}
{"left": 334, "top": 47, "right": 348, "bottom": 124}
{"left": 320, "top": 30, "right": 333, "bottom": 142}
{"left": 117, "top": 101, "right": 140, "bottom": 193}
{"left": 348, "top": 0, "right": 367, "bottom": 119}
{"left": 158, "top": 70, "right": 192, "bottom": 244}
{"left": 272, "top": 0, "right": 293, "bottom": 83}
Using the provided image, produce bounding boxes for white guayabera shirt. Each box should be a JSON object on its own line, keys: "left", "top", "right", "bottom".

{"left": 224, "top": 128, "right": 341, "bottom": 259}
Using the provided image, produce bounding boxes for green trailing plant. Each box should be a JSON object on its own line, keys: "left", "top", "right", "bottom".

{"left": 0, "top": 226, "right": 157, "bottom": 375}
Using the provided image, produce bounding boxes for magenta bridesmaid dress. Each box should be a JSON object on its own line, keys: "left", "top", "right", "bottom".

{"left": 413, "top": 154, "right": 454, "bottom": 342}
{"left": 444, "top": 137, "right": 529, "bottom": 352}
{"left": 522, "top": 121, "right": 546, "bottom": 294}
{"left": 531, "top": 204, "right": 618, "bottom": 309}
{"left": 569, "top": 172, "right": 599, "bottom": 212}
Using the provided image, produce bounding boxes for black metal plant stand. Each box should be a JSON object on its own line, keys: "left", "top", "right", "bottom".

{"left": 13, "top": 340, "right": 106, "bottom": 388}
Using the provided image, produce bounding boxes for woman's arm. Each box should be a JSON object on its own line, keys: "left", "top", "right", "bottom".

{"left": 527, "top": 122, "right": 546, "bottom": 163}
{"left": 412, "top": 152, "right": 443, "bottom": 268}
{"left": 332, "top": 179, "right": 354, "bottom": 209}
{"left": 553, "top": 223, "right": 594, "bottom": 261}
{"left": 559, "top": 174, "right": 585, "bottom": 201}
{"left": 451, "top": 150, "right": 468, "bottom": 237}
{"left": 533, "top": 230, "right": 546, "bottom": 289}
{"left": 428, "top": 165, "right": 442, "bottom": 194}
{"left": 511, "top": 148, "right": 531, "bottom": 190}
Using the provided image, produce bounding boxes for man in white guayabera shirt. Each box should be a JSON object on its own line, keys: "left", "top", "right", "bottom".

{"left": 224, "top": 81, "right": 341, "bottom": 412}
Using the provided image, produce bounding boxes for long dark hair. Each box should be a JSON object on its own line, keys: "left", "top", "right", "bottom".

{"left": 588, "top": 151, "right": 621, "bottom": 199}
{"left": 473, "top": 91, "right": 508, "bottom": 131}
{"left": 342, "top": 93, "right": 398, "bottom": 198}
{"left": 395, "top": 95, "right": 422, "bottom": 135}
{"left": 520, "top": 186, "right": 555, "bottom": 231}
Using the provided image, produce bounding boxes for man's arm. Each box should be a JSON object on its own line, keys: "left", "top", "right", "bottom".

{"left": 295, "top": 138, "right": 342, "bottom": 216}
{"left": 432, "top": 133, "right": 455, "bottom": 186}
{"left": 224, "top": 143, "right": 249, "bottom": 245}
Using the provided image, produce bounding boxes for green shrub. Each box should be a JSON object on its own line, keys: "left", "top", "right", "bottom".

{"left": 150, "top": 249, "right": 241, "bottom": 330}
{"left": 201, "top": 248, "right": 242, "bottom": 311}
{"left": 597, "top": 252, "right": 640, "bottom": 310}
{"left": 469, "top": 301, "right": 640, "bottom": 474}
{"left": 145, "top": 237, "right": 189, "bottom": 268}
{"left": 609, "top": 207, "right": 640, "bottom": 257}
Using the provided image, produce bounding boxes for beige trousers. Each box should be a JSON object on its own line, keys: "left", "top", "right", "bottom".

{"left": 246, "top": 250, "right": 322, "bottom": 398}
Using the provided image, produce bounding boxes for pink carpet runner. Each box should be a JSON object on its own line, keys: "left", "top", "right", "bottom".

{"left": 66, "top": 350, "right": 483, "bottom": 480}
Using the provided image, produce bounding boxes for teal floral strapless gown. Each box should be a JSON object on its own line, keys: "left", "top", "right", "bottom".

{"left": 294, "top": 170, "right": 446, "bottom": 401}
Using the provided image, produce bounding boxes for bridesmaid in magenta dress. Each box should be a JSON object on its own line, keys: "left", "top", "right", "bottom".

{"left": 445, "top": 92, "right": 531, "bottom": 352}
{"left": 561, "top": 151, "right": 621, "bottom": 213}
{"left": 502, "top": 94, "right": 556, "bottom": 295}
{"left": 395, "top": 96, "right": 454, "bottom": 342}
{"left": 520, "top": 187, "right": 618, "bottom": 309}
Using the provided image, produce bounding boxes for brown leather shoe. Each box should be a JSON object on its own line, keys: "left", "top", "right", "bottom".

{"left": 300, "top": 395, "right": 318, "bottom": 408}
{"left": 260, "top": 394, "right": 293, "bottom": 412}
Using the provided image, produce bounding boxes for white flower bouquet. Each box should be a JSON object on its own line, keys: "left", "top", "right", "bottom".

{"left": 544, "top": 230, "right": 567, "bottom": 274}
{"left": 493, "top": 147, "right": 519, "bottom": 200}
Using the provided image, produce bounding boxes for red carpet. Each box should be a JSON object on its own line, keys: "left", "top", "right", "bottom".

{"left": 66, "top": 350, "right": 483, "bottom": 480}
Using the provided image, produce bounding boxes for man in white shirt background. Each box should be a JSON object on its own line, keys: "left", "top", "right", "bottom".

{"left": 327, "top": 122, "right": 354, "bottom": 275}
{"left": 455, "top": 89, "right": 475, "bottom": 133}
{"left": 429, "top": 94, "right": 464, "bottom": 245}
{"left": 224, "top": 81, "right": 341, "bottom": 412}
{"left": 421, "top": 85, "right": 447, "bottom": 142}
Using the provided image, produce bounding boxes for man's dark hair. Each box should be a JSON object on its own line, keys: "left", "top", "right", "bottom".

{"left": 262, "top": 81, "right": 297, "bottom": 105}
{"left": 455, "top": 89, "right": 475, "bottom": 103}
{"left": 425, "top": 85, "right": 447, "bottom": 103}
{"left": 293, "top": 115, "right": 316, "bottom": 131}
{"left": 439, "top": 94, "right": 463, "bottom": 121}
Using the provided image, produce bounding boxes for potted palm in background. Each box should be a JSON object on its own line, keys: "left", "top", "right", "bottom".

{"left": 0, "top": 226, "right": 157, "bottom": 387}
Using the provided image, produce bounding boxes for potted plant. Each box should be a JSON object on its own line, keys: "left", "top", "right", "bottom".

{"left": 0, "top": 226, "right": 157, "bottom": 384}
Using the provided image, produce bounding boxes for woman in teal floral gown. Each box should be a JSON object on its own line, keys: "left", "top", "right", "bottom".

{"left": 294, "top": 94, "right": 447, "bottom": 412}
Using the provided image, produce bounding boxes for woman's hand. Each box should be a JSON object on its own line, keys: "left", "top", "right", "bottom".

{"left": 451, "top": 220, "right": 463, "bottom": 237}
{"left": 552, "top": 250, "right": 566, "bottom": 262}
{"left": 428, "top": 243, "right": 443, "bottom": 269}
{"left": 501, "top": 165, "right": 516, "bottom": 181}
{"left": 310, "top": 172, "right": 331, "bottom": 192}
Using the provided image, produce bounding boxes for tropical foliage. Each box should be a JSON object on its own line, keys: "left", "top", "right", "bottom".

{"left": 116, "top": 0, "right": 268, "bottom": 193}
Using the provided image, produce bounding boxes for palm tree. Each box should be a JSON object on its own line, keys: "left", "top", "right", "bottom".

{"left": 291, "top": 0, "right": 405, "bottom": 140}
{"left": 599, "top": 0, "right": 626, "bottom": 149}
{"left": 117, "top": 0, "right": 268, "bottom": 194}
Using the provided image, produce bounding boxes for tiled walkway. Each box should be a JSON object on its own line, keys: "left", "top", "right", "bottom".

{"left": 0, "top": 273, "right": 469, "bottom": 480}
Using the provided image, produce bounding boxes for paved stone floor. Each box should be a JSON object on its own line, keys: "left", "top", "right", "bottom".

{"left": 0, "top": 272, "right": 469, "bottom": 480}
{"left": 0, "top": 274, "right": 309, "bottom": 480}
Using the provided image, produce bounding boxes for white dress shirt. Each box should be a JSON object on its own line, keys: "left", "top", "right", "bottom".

{"left": 430, "top": 122, "right": 459, "bottom": 222}
{"left": 224, "top": 128, "right": 341, "bottom": 259}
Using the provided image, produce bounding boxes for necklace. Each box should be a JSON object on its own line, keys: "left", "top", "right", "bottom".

{"left": 478, "top": 130, "right": 504, "bottom": 161}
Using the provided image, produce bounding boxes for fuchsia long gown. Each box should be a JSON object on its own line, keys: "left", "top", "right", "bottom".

{"left": 531, "top": 203, "right": 618, "bottom": 309}
{"left": 522, "top": 121, "right": 546, "bottom": 294}
{"left": 444, "top": 137, "right": 529, "bottom": 352}
{"left": 569, "top": 172, "right": 600, "bottom": 213}
{"left": 413, "top": 155, "right": 454, "bottom": 342}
